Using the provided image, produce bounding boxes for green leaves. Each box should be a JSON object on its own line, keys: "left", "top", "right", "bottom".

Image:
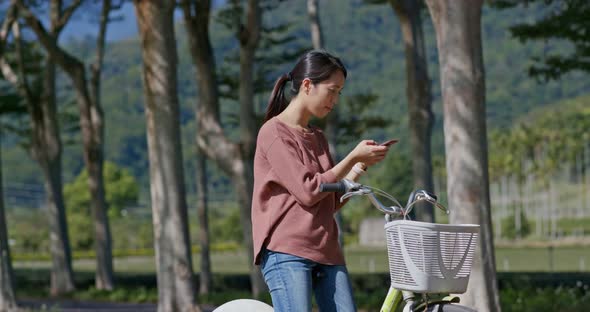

{"left": 64, "top": 161, "right": 139, "bottom": 218}
{"left": 496, "top": 0, "right": 590, "bottom": 80}
{"left": 488, "top": 94, "right": 590, "bottom": 182}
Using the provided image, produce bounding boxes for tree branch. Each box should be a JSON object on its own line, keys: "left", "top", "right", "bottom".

{"left": 90, "top": 0, "right": 111, "bottom": 108}
{"left": 0, "top": 4, "right": 17, "bottom": 57}
{"left": 0, "top": 58, "right": 18, "bottom": 86}
{"left": 12, "top": 21, "right": 35, "bottom": 105}
{"left": 55, "top": 0, "right": 83, "bottom": 34}
{"left": 14, "top": 0, "right": 84, "bottom": 74}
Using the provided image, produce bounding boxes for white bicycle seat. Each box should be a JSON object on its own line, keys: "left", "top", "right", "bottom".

{"left": 213, "top": 299, "right": 274, "bottom": 312}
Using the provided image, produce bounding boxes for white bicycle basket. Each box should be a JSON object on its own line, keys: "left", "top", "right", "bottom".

{"left": 385, "top": 220, "right": 479, "bottom": 293}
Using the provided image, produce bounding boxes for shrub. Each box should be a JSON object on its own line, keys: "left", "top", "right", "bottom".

{"left": 501, "top": 209, "right": 531, "bottom": 239}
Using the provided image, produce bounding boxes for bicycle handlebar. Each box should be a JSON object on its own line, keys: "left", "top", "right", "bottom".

{"left": 320, "top": 179, "right": 450, "bottom": 218}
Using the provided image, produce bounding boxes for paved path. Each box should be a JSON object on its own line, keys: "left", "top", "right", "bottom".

{"left": 18, "top": 299, "right": 216, "bottom": 312}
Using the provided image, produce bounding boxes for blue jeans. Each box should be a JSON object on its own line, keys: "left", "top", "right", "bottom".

{"left": 260, "top": 249, "right": 356, "bottom": 312}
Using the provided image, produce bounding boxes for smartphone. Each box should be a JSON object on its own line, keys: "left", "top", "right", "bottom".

{"left": 379, "top": 139, "right": 399, "bottom": 146}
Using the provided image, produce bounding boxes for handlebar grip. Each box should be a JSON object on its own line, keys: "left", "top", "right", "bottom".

{"left": 320, "top": 182, "right": 345, "bottom": 193}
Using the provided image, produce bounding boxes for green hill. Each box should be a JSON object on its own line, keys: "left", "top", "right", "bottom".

{"left": 2, "top": 1, "right": 589, "bottom": 200}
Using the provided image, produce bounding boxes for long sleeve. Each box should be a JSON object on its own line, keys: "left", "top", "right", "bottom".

{"left": 264, "top": 136, "right": 338, "bottom": 207}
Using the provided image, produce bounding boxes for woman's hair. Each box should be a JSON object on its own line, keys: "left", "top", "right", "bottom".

{"left": 264, "top": 50, "right": 347, "bottom": 122}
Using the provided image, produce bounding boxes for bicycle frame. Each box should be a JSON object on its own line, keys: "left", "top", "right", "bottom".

{"left": 380, "top": 287, "right": 404, "bottom": 312}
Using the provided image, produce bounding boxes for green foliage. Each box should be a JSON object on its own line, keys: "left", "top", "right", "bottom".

{"left": 59, "top": 162, "right": 140, "bottom": 250}
{"left": 3, "top": 0, "right": 590, "bottom": 195}
{"left": 494, "top": 0, "right": 590, "bottom": 80}
{"left": 488, "top": 94, "right": 590, "bottom": 183}
{"left": 500, "top": 284, "right": 590, "bottom": 312}
{"left": 209, "top": 204, "right": 242, "bottom": 244}
{"left": 64, "top": 161, "right": 139, "bottom": 218}
{"left": 68, "top": 212, "right": 95, "bottom": 251}
{"left": 110, "top": 216, "right": 153, "bottom": 250}
{"left": 501, "top": 209, "right": 532, "bottom": 239}
{"left": 12, "top": 269, "right": 590, "bottom": 310}
{"left": 7, "top": 210, "right": 49, "bottom": 253}
{"left": 557, "top": 217, "right": 590, "bottom": 236}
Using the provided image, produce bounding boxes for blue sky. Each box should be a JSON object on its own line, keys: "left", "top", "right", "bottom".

{"left": 60, "top": 1, "right": 226, "bottom": 42}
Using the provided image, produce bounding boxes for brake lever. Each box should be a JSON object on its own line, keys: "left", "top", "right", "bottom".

{"left": 340, "top": 188, "right": 371, "bottom": 202}
{"left": 414, "top": 191, "right": 450, "bottom": 215}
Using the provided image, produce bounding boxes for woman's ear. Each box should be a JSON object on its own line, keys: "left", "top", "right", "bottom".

{"left": 301, "top": 78, "right": 312, "bottom": 95}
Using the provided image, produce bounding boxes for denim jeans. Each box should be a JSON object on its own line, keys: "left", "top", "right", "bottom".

{"left": 260, "top": 249, "right": 356, "bottom": 312}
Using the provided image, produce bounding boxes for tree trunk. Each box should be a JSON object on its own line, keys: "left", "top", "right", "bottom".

{"left": 0, "top": 129, "right": 17, "bottom": 311}
{"left": 87, "top": 0, "right": 114, "bottom": 290}
{"left": 307, "top": 0, "right": 345, "bottom": 247}
{"left": 237, "top": 0, "right": 266, "bottom": 297}
{"left": 15, "top": 0, "right": 114, "bottom": 290}
{"left": 134, "top": 1, "right": 200, "bottom": 311}
{"left": 182, "top": 0, "right": 265, "bottom": 296}
{"left": 390, "top": 0, "right": 435, "bottom": 222}
{"left": 41, "top": 50, "right": 75, "bottom": 298}
{"left": 196, "top": 151, "right": 211, "bottom": 295}
{"left": 1, "top": 4, "right": 75, "bottom": 296}
{"left": 425, "top": 1, "right": 501, "bottom": 311}
{"left": 307, "top": 0, "right": 324, "bottom": 50}
{"left": 0, "top": 11, "right": 17, "bottom": 311}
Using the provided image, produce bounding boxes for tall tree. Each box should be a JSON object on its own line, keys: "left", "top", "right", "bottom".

{"left": 15, "top": 0, "right": 119, "bottom": 290}
{"left": 307, "top": 0, "right": 346, "bottom": 247}
{"left": 3, "top": 1, "right": 76, "bottom": 295}
{"left": 0, "top": 8, "right": 18, "bottom": 311}
{"left": 425, "top": 1, "right": 501, "bottom": 311}
{"left": 134, "top": 1, "right": 200, "bottom": 311}
{"left": 389, "top": 0, "right": 434, "bottom": 222}
{"left": 495, "top": 0, "right": 590, "bottom": 80}
{"left": 182, "top": 0, "right": 266, "bottom": 296}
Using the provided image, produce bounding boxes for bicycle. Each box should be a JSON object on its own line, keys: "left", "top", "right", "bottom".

{"left": 319, "top": 179, "right": 480, "bottom": 312}
{"left": 214, "top": 179, "right": 479, "bottom": 312}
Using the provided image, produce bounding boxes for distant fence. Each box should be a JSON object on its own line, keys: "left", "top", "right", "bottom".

{"left": 2, "top": 182, "right": 236, "bottom": 212}
{"left": 3, "top": 182, "right": 45, "bottom": 208}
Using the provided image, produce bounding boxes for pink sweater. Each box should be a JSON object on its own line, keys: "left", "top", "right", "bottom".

{"left": 251, "top": 117, "right": 346, "bottom": 265}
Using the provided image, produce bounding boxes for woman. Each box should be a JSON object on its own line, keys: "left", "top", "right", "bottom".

{"left": 251, "top": 50, "right": 391, "bottom": 311}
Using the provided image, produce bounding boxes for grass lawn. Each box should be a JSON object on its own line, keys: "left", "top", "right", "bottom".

{"left": 13, "top": 245, "right": 590, "bottom": 274}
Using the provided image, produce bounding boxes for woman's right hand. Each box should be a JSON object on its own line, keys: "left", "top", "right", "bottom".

{"left": 349, "top": 140, "right": 390, "bottom": 167}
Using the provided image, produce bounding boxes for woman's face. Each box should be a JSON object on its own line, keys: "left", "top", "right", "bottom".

{"left": 302, "top": 70, "right": 346, "bottom": 118}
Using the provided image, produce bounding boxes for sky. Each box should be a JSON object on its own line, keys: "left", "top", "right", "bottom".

{"left": 56, "top": 1, "right": 226, "bottom": 43}
{"left": 61, "top": 2, "right": 163, "bottom": 42}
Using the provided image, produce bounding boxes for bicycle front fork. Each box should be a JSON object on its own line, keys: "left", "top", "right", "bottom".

{"left": 380, "top": 287, "right": 416, "bottom": 312}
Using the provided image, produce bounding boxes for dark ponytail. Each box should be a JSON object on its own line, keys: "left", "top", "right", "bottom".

{"left": 264, "top": 73, "right": 291, "bottom": 123}
{"left": 264, "top": 50, "right": 347, "bottom": 123}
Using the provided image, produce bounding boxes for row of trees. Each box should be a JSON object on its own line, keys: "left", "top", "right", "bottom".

{"left": 2, "top": 0, "right": 587, "bottom": 311}
{"left": 0, "top": 0, "right": 496, "bottom": 311}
